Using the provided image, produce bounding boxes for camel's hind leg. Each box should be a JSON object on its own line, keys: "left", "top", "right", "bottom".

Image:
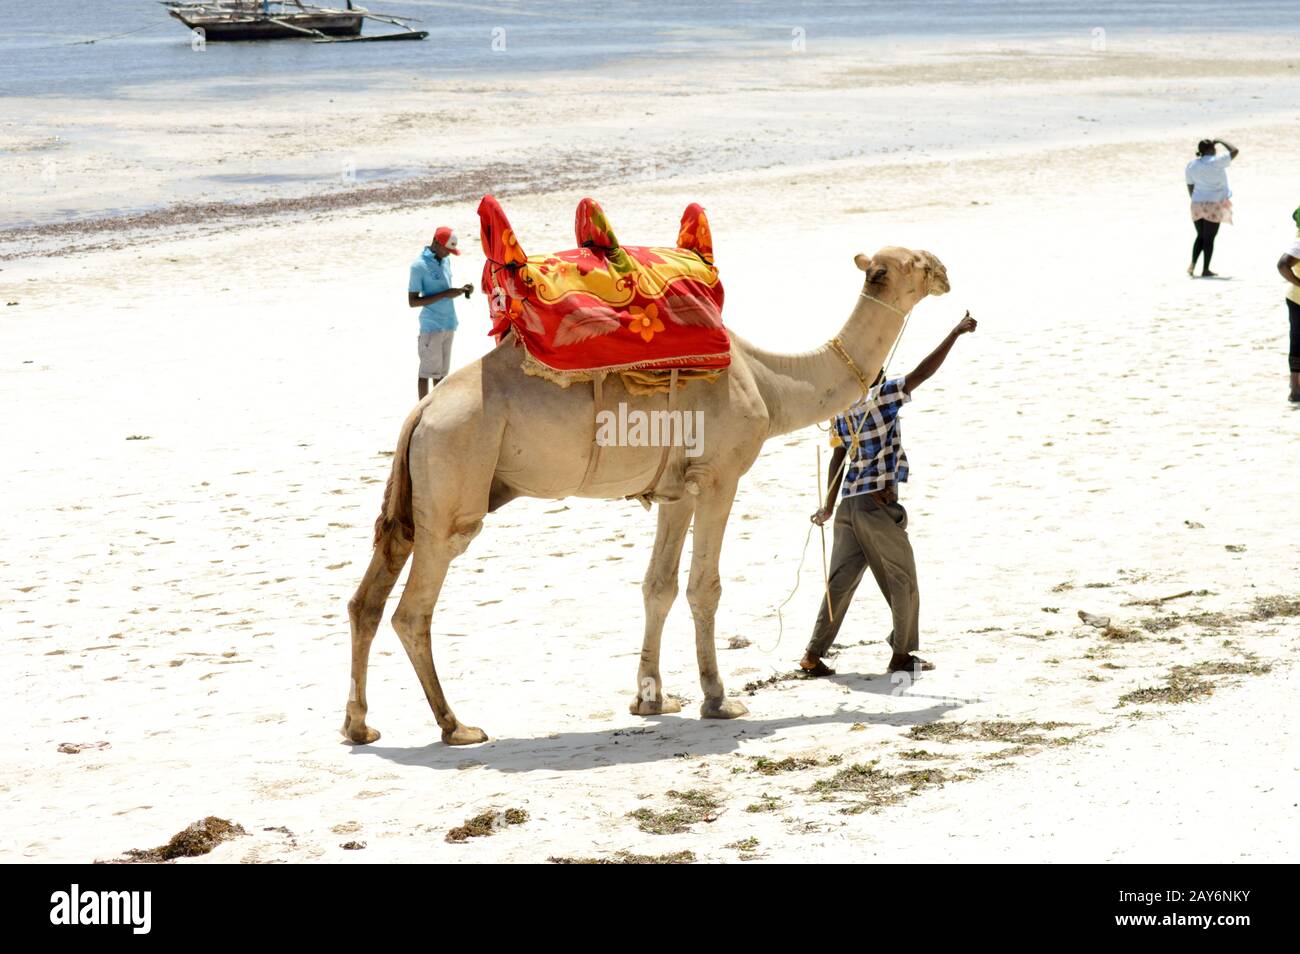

{"left": 391, "top": 528, "right": 487, "bottom": 746}
{"left": 342, "top": 537, "right": 413, "bottom": 744}
{"left": 630, "top": 497, "right": 694, "bottom": 716}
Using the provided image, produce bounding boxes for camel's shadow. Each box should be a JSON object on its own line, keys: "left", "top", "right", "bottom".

{"left": 348, "top": 675, "right": 964, "bottom": 773}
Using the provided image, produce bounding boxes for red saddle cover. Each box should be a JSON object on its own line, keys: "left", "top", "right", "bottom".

{"left": 478, "top": 195, "right": 729, "bottom": 374}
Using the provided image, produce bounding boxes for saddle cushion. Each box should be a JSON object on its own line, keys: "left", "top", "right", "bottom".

{"left": 478, "top": 195, "right": 729, "bottom": 376}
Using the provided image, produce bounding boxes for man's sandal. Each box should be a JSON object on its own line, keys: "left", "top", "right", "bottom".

{"left": 887, "top": 655, "right": 936, "bottom": 674}
{"left": 799, "top": 658, "right": 836, "bottom": 677}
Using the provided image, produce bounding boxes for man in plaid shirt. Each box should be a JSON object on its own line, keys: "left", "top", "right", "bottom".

{"left": 800, "top": 313, "right": 977, "bottom": 677}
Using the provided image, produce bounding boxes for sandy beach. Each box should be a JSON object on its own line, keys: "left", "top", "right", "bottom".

{"left": 2, "top": 26, "right": 1299, "bottom": 864}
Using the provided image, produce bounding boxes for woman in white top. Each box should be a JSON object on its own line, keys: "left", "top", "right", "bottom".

{"left": 1275, "top": 205, "right": 1300, "bottom": 403}
{"left": 1185, "top": 137, "right": 1239, "bottom": 277}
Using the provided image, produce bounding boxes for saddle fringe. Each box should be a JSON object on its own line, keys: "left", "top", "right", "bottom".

{"left": 520, "top": 351, "right": 724, "bottom": 395}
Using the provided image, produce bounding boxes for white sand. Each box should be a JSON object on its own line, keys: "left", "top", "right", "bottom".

{"left": 2, "top": 33, "right": 1299, "bottom": 863}
{"left": 833, "top": 666, "right": 1300, "bottom": 864}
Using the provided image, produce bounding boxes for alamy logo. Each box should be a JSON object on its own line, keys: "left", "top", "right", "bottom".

{"left": 49, "top": 884, "right": 151, "bottom": 934}
{"left": 595, "top": 402, "right": 704, "bottom": 458}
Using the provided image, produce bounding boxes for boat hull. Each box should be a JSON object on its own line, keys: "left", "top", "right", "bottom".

{"left": 169, "top": 10, "right": 364, "bottom": 40}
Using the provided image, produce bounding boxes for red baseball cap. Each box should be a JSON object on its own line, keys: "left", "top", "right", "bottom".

{"left": 433, "top": 226, "right": 461, "bottom": 255}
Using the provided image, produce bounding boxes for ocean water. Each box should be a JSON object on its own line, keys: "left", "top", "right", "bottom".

{"left": 0, "top": 0, "right": 1282, "bottom": 100}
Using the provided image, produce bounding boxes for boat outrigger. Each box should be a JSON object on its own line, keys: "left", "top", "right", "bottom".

{"left": 163, "top": 1, "right": 427, "bottom": 42}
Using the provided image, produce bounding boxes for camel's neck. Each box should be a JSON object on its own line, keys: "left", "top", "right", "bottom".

{"left": 738, "top": 289, "right": 910, "bottom": 438}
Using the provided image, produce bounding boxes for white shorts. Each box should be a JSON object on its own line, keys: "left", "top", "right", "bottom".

{"left": 417, "top": 331, "right": 454, "bottom": 379}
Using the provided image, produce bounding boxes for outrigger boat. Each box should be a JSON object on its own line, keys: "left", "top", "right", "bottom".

{"left": 163, "top": 1, "right": 427, "bottom": 42}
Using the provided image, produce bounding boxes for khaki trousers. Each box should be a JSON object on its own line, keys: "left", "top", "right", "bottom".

{"left": 806, "top": 492, "right": 920, "bottom": 659}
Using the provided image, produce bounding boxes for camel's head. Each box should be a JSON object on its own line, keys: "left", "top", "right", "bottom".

{"left": 853, "top": 247, "right": 949, "bottom": 305}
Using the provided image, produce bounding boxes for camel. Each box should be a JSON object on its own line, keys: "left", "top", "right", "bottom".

{"left": 343, "top": 246, "right": 950, "bottom": 745}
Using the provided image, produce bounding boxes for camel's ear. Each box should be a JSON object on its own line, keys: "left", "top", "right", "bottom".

{"left": 855, "top": 255, "right": 888, "bottom": 286}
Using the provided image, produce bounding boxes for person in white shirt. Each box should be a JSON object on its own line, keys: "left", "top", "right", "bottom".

{"left": 1275, "top": 205, "right": 1300, "bottom": 403}
{"left": 1185, "top": 137, "right": 1239, "bottom": 277}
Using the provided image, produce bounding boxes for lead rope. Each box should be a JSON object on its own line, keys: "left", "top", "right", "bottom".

{"left": 758, "top": 290, "right": 913, "bottom": 656}
{"left": 816, "top": 450, "right": 833, "bottom": 624}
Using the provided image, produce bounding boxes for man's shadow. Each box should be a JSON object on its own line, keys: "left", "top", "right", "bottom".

{"left": 824, "top": 667, "right": 985, "bottom": 705}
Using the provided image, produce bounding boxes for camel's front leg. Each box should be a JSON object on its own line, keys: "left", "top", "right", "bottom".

{"left": 687, "top": 481, "right": 749, "bottom": 720}
{"left": 630, "top": 497, "right": 695, "bottom": 716}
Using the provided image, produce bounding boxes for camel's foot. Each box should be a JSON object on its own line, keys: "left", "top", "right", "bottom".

{"left": 442, "top": 723, "right": 489, "bottom": 746}
{"left": 341, "top": 712, "right": 381, "bottom": 745}
{"left": 629, "top": 695, "right": 683, "bottom": 716}
{"left": 700, "top": 697, "right": 749, "bottom": 720}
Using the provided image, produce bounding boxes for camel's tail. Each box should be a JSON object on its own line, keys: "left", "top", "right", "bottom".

{"left": 372, "top": 402, "right": 422, "bottom": 567}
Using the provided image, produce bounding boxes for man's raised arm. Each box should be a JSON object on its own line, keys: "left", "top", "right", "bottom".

{"left": 903, "top": 312, "right": 977, "bottom": 394}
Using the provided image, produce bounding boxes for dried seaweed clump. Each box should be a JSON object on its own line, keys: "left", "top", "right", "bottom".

{"left": 906, "top": 720, "right": 1073, "bottom": 746}
{"left": 1120, "top": 659, "right": 1272, "bottom": 707}
{"left": 445, "top": 808, "right": 529, "bottom": 843}
{"left": 809, "top": 760, "right": 951, "bottom": 812}
{"left": 549, "top": 850, "right": 695, "bottom": 864}
{"left": 116, "top": 816, "right": 248, "bottom": 864}
{"left": 628, "top": 790, "right": 721, "bottom": 834}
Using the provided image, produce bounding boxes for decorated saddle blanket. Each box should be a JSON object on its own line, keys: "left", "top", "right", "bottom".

{"left": 477, "top": 195, "right": 729, "bottom": 388}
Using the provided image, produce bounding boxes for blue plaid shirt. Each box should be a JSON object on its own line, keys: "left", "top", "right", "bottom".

{"left": 828, "top": 377, "right": 911, "bottom": 498}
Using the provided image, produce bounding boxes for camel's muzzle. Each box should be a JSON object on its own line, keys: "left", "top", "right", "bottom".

{"left": 921, "top": 251, "right": 950, "bottom": 296}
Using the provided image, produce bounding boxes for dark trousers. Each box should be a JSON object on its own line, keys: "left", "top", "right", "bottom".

{"left": 1191, "top": 218, "right": 1220, "bottom": 271}
{"left": 806, "top": 492, "right": 919, "bottom": 659}
{"left": 1288, "top": 299, "right": 1300, "bottom": 373}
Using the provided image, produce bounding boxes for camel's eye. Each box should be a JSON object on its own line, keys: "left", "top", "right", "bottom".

{"left": 867, "top": 265, "right": 888, "bottom": 284}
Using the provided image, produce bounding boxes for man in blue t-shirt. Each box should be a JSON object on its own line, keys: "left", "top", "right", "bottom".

{"left": 408, "top": 225, "right": 474, "bottom": 399}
